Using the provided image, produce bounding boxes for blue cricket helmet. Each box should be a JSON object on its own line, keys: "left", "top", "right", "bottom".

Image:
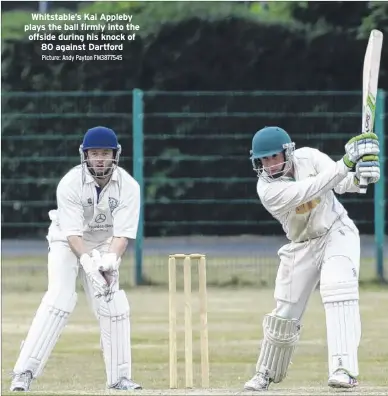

{"left": 79, "top": 126, "right": 122, "bottom": 179}
{"left": 81, "top": 126, "right": 120, "bottom": 150}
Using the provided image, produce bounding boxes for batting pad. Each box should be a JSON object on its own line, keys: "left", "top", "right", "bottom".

{"left": 98, "top": 289, "right": 131, "bottom": 386}
{"left": 255, "top": 315, "right": 300, "bottom": 383}
{"left": 13, "top": 291, "right": 77, "bottom": 377}
{"left": 324, "top": 300, "right": 360, "bottom": 377}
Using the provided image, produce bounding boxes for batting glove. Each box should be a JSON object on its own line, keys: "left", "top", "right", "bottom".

{"left": 354, "top": 155, "right": 380, "bottom": 186}
{"left": 343, "top": 133, "right": 379, "bottom": 169}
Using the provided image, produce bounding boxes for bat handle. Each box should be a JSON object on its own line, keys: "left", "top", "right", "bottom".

{"left": 359, "top": 176, "right": 368, "bottom": 194}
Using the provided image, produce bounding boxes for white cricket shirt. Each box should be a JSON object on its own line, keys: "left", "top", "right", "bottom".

{"left": 48, "top": 164, "right": 140, "bottom": 244}
{"left": 257, "top": 147, "right": 360, "bottom": 243}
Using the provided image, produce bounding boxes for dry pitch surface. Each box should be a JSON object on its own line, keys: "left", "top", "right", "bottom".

{"left": 2, "top": 286, "right": 388, "bottom": 395}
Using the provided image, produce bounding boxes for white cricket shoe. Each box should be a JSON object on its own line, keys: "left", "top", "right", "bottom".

{"left": 244, "top": 371, "right": 271, "bottom": 391}
{"left": 328, "top": 369, "right": 358, "bottom": 389}
{"left": 10, "top": 371, "right": 33, "bottom": 392}
{"left": 108, "top": 377, "right": 142, "bottom": 390}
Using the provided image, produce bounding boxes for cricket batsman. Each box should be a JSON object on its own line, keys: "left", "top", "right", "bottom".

{"left": 244, "top": 126, "right": 380, "bottom": 391}
{"left": 10, "top": 126, "right": 142, "bottom": 391}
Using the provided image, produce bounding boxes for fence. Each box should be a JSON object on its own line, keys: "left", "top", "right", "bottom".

{"left": 2, "top": 90, "right": 386, "bottom": 288}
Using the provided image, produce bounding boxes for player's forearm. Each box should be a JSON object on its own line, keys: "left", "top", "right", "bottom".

{"left": 67, "top": 235, "right": 88, "bottom": 259}
{"left": 266, "top": 159, "right": 350, "bottom": 216}
{"left": 295, "top": 160, "right": 350, "bottom": 202}
{"left": 109, "top": 237, "right": 129, "bottom": 258}
{"left": 334, "top": 173, "right": 360, "bottom": 194}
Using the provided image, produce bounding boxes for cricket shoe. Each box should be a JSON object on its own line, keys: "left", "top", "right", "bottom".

{"left": 108, "top": 377, "right": 142, "bottom": 390}
{"left": 10, "top": 371, "right": 33, "bottom": 392}
{"left": 244, "top": 371, "right": 271, "bottom": 391}
{"left": 328, "top": 369, "right": 358, "bottom": 389}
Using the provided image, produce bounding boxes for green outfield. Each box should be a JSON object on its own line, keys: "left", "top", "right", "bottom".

{"left": 2, "top": 255, "right": 388, "bottom": 395}
{"left": 2, "top": 287, "right": 388, "bottom": 395}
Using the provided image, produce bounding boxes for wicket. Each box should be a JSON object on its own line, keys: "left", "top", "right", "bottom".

{"left": 168, "top": 253, "right": 210, "bottom": 389}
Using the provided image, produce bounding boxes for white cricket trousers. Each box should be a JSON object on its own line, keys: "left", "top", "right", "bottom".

{"left": 273, "top": 217, "right": 360, "bottom": 318}
{"left": 272, "top": 216, "right": 361, "bottom": 377}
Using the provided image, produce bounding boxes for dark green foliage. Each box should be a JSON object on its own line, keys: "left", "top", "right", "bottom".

{"left": 2, "top": 2, "right": 387, "bottom": 237}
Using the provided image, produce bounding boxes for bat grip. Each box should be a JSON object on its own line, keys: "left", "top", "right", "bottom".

{"left": 359, "top": 176, "right": 368, "bottom": 194}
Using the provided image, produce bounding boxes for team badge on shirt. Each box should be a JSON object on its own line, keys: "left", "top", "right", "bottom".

{"left": 109, "top": 197, "right": 119, "bottom": 213}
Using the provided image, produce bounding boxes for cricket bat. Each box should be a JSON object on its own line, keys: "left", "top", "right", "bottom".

{"left": 359, "top": 29, "right": 383, "bottom": 194}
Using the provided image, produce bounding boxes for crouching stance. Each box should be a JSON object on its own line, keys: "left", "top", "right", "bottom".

{"left": 11, "top": 127, "right": 142, "bottom": 392}
{"left": 244, "top": 127, "right": 380, "bottom": 391}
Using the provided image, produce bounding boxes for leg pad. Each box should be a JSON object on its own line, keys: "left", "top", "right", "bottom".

{"left": 14, "top": 291, "right": 77, "bottom": 377}
{"left": 255, "top": 315, "right": 300, "bottom": 383}
{"left": 98, "top": 290, "right": 131, "bottom": 386}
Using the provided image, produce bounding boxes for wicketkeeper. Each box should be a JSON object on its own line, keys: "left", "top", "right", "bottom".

{"left": 10, "top": 126, "right": 142, "bottom": 392}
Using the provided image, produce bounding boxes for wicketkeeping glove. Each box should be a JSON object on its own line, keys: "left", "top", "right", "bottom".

{"left": 101, "top": 270, "right": 119, "bottom": 302}
{"left": 80, "top": 253, "right": 109, "bottom": 298}
{"left": 91, "top": 250, "right": 121, "bottom": 272}
{"left": 343, "top": 132, "right": 380, "bottom": 169}
{"left": 90, "top": 250, "right": 120, "bottom": 302}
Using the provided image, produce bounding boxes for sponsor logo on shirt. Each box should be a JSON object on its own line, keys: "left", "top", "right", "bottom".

{"left": 95, "top": 214, "right": 106, "bottom": 223}
{"left": 87, "top": 213, "right": 112, "bottom": 231}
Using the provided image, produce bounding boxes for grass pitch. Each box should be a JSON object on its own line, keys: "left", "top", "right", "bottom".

{"left": 2, "top": 255, "right": 388, "bottom": 395}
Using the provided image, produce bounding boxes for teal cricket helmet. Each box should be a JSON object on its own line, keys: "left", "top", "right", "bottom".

{"left": 249, "top": 126, "right": 295, "bottom": 179}
{"left": 250, "top": 126, "right": 292, "bottom": 159}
